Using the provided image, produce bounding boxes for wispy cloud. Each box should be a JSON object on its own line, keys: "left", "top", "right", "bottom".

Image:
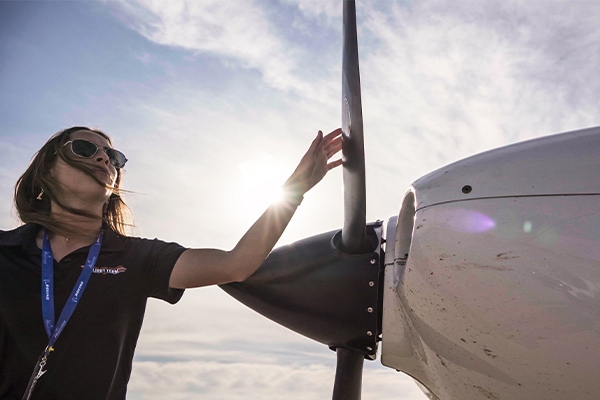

{"left": 128, "top": 358, "right": 427, "bottom": 400}
{"left": 110, "top": 0, "right": 600, "bottom": 224}
{"left": 353, "top": 0, "right": 600, "bottom": 220}
{"left": 128, "top": 360, "right": 335, "bottom": 400}
{"left": 137, "top": 51, "right": 155, "bottom": 65}
{"left": 360, "top": 0, "right": 600, "bottom": 165}
{"left": 111, "top": 0, "right": 339, "bottom": 104}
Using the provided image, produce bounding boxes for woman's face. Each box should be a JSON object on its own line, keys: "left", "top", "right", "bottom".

{"left": 51, "top": 130, "right": 119, "bottom": 204}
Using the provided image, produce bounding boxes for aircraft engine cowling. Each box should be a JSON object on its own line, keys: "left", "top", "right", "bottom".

{"left": 382, "top": 126, "right": 600, "bottom": 400}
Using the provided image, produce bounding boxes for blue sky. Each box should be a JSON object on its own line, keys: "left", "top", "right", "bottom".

{"left": 2, "top": 0, "right": 600, "bottom": 399}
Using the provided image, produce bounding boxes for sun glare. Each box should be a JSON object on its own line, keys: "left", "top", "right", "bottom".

{"left": 238, "top": 157, "right": 288, "bottom": 215}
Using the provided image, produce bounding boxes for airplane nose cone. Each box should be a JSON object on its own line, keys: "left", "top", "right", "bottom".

{"left": 220, "top": 221, "right": 384, "bottom": 358}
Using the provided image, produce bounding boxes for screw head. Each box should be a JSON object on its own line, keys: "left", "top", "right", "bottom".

{"left": 369, "top": 281, "right": 374, "bottom": 287}
{"left": 366, "top": 346, "right": 373, "bottom": 351}
{"left": 367, "top": 307, "right": 373, "bottom": 313}
{"left": 370, "top": 259, "right": 376, "bottom": 264}
{"left": 367, "top": 331, "right": 373, "bottom": 336}
{"left": 462, "top": 185, "right": 472, "bottom": 194}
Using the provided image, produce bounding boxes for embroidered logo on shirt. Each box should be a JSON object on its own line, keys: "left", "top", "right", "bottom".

{"left": 81, "top": 265, "right": 127, "bottom": 275}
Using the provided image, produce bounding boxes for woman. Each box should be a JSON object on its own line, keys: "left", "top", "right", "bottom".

{"left": 0, "top": 126, "right": 342, "bottom": 400}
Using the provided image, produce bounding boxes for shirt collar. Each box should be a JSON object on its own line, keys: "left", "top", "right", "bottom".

{"left": 0, "top": 222, "right": 124, "bottom": 252}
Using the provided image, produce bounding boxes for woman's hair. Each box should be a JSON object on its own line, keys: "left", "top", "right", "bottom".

{"left": 14, "top": 126, "right": 133, "bottom": 237}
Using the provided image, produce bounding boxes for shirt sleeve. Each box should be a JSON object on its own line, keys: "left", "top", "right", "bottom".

{"left": 143, "top": 238, "right": 187, "bottom": 304}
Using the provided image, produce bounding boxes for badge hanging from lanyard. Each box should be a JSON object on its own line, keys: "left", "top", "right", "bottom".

{"left": 22, "top": 229, "right": 103, "bottom": 400}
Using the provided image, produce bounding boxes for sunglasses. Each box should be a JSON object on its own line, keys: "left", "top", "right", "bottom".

{"left": 64, "top": 139, "right": 128, "bottom": 168}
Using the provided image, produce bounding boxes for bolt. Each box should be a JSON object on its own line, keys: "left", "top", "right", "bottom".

{"left": 370, "top": 259, "right": 376, "bottom": 264}
{"left": 369, "top": 281, "right": 374, "bottom": 287}
{"left": 367, "top": 307, "right": 373, "bottom": 313}
{"left": 367, "top": 331, "right": 373, "bottom": 336}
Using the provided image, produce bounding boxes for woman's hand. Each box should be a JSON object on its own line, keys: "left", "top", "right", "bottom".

{"left": 169, "top": 127, "right": 344, "bottom": 289}
{"left": 283, "top": 128, "right": 343, "bottom": 195}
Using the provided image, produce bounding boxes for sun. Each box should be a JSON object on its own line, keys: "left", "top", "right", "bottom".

{"left": 238, "top": 157, "right": 288, "bottom": 215}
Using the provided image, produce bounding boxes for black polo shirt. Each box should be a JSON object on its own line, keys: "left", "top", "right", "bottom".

{"left": 0, "top": 223, "right": 187, "bottom": 400}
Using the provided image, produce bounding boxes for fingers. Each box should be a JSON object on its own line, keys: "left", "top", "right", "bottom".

{"left": 317, "top": 129, "right": 342, "bottom": 169}
{"left": 316, "top": 130, "right": 324, "bottom": 146}
{"left": 307, "top": 128, "right": 342, "bottom": 164}
{"left": 308, "top": 130, "right": 323, "bottom": 153}
{"left": 326, "top": 141, "right": 342, "bottom": 158}
{"left": 327, "top": 158, "right": 343, "bottom": 170}
{"left": 311, "top": 128, "right": 341, "bottom": 151}
{"left": 322, "top": 128, "right": 342, "bottom": 145}
{"left": 325, "top": 136, "right": 342, "bottom": 155}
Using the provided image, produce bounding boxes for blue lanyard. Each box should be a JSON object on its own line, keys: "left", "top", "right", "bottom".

{"left": 41, "top": 229, "right": 103, "bottom": 354}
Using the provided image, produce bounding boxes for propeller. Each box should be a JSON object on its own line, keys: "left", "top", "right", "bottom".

{"left": 220, "top": 1, "right": 379, "bottom": 398}
{"left": 340, "top": 0, "right": 371, "bottom": 256}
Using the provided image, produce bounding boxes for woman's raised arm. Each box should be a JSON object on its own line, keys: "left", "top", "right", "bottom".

{"left": 168, "top": 128, "right": 343, "bottom": 289}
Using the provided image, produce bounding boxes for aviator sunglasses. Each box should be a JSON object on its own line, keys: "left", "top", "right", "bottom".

{"left": 64, "top": 139, "right": 128, "bottom": 168}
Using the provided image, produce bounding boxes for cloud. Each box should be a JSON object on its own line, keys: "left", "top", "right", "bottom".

{"left": 352, "top": 0, "right": 600, "bottom": 221}
{"left": 137, "top": 52, "right": 155, "bottom": 65}
{"left": 288, "top": 0, "right": 342, "bottom": 19}
{"left": 110, "top": 0, "right": 339, "bottom": 104}
{"left": 129, "top": 288, "right": 427, "bottom": 400}
{"left": 111, "top": 0, "right": 600, "bottom": 224}
{"left": 128, "top": 359, "right": 427, "bottom": 400}
{"left": 128, "top": 361, "right": 334, "bottom": 400}
{"left": 360, "top": 0, "right": 600, "bottom": 158}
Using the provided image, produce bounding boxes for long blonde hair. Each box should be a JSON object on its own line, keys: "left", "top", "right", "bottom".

{"left": 14, "top": 126, "right": 133, "bottom": 236}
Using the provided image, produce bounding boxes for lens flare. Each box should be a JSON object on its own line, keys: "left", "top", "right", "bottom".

{"left": 441, "top": 209, "right": 496, "bottom": 233}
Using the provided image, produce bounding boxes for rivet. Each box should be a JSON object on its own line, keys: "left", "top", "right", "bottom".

{"left": 367, "top": 331, "right": 373, "bottom": 336}
{"left": 369, "top": 281, "right": 374, "bottom": 287}
{"left": 370, "top": 259, "right": 376, "bottom": 264}
{"left": 367, "top": 307, "right": 373, "bottom": 313}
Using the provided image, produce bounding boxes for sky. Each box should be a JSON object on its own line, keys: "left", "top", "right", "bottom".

{"left": 1, "top": 0, "right": 600, "bottom": 399}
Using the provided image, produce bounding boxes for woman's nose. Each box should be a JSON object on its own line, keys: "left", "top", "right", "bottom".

{"left": 95, "top": 149, "right": 110, "bottom": 164}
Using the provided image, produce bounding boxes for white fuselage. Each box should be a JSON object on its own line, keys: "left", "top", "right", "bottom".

{"left": 382, "top": 126, "right": 600, "bottom": 400}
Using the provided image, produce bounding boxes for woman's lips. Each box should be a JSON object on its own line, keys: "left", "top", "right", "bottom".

{"left": 92, "top": 167, "right": 112, "bottom": 181}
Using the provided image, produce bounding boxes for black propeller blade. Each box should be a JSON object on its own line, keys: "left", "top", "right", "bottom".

{"left": 333, "top": 1, "right": 374, "bottom": 398}
{"left": 341, "top": 0, "right": 371, "bottom": 255}
{"left": 221, "top": 1, "right": 377, "bottom": 399}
